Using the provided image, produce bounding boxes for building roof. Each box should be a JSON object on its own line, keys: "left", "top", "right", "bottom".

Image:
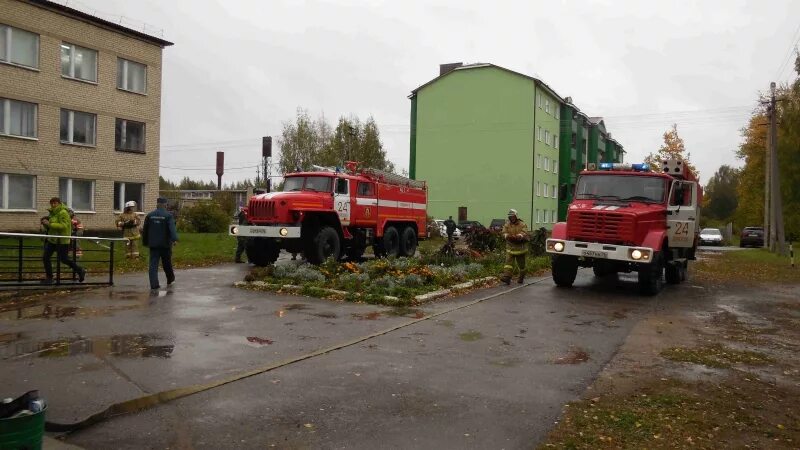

{"left": 409, "top": 62, "right": 564, "bottom": 103}
{"left": 588, "top": 117, "right": 604, "bottom": 125}
{"left": 24, "top": 0, "right": 174, "bottom": 47}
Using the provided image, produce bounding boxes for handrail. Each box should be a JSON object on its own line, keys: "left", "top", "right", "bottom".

{"left": 0, "top": 232, "right": 127, "bottom": 242}
{"left": 0, "top": 232, "right": 128, "bottom": 288}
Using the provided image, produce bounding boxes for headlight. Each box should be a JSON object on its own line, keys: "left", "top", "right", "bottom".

{"left": 630, "top": 249, "right": 643, "bottom": 260}
{"left": 553, "top": 242, "right": 565, "bottom": 252}
{"left": 279, "top": 228, "right": 289, "bottom": 237}
{"left": 231, "top": 226, "right": 239, "bottom": 235}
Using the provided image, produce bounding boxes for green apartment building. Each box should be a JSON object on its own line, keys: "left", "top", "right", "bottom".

{"left": 409, "top": 63, "right": 562, "bottom": 229}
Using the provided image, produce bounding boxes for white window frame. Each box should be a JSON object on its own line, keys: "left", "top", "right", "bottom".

{"left": 555, "top": 135, "right": 559, "bottom": 149}
{"left": 60, "top": 178, "right": 95, "bottom": 212}
{"left": 552, "top": 185, "right": 557, "bottom": 199}
{"left": 544, "top": 130, "right": 550, "bottom": 146}
{"left": 113, "top": 181, "right": 145, "bottom": 212}
{"left": 0, "top": 24, "right": 39, "bottom": 69}
{"left": 555, "top": 107, "right": 560, "bottom": 120}
{"left": 117, "top": 58, "right": 147, "bottom": 94}
{"left": 536, "top": 154, "right": 541, "bottom": 169}
{"left": 551, "top": 210, "right": 556, "bottom": 223}
{"left": 554, "top": 159, "right": 558, "bottom": 174}
{"left": 536, "top": 181, "right": 540, "bottom": 196}
{"left": 543, "top": 183, "right": 548, "bottom": 198}
{"left": 60, "top": 42, "right": 97, "bottom": 83}
{"left": 537, "top": 94, "right": 542, "bottom": 109}
{"left": 544, "top": 157, "right": 549, "bottom": 172}
{"left": 0, "top": 173, "right": 36, "bottom": 211}
{"left": 0, "top": 98, "right": 38, "bottom": 139}
{"left": 537, "top": 209, "right": 542, "bottom": 223}
{"left": 60, "top": 109, "right": 96, "bottom": 146}
{"left": 545, "top": 99, "right": 550, "bottom": 114}
{"left": 544, "top": 209, "right": 549, "bottom": 224}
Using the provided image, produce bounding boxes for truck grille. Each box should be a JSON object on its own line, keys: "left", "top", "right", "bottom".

{"left": 567, "top": 211, "right": 634, "bottom": 244}
{"left": 250, "top": 200, "right": 276, "bottom": 219}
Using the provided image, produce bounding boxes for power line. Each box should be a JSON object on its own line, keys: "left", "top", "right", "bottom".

{"left": 775, "top": 21, "right": 800, "bottom": 80}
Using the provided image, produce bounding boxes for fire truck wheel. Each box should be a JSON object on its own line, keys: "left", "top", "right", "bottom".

{"left": 665, "top": 260, "right": 687, "bottom": 284}
{"left": 383, "top": 226, "right": 400, "bottom": 257}
{"left": 245, "top": 238, "right": 280, "bottom": 267}
{"left": 551, "top": 255, "right": 578, "bottom": 287}
{"left": 400, "top": 227, "right": 418, "bottom": 257}
{"left": 638, "top": 252, "right": 664, "bottom": 295}
{"left": 308, "top": 226, "right": 341, "bottom": 264}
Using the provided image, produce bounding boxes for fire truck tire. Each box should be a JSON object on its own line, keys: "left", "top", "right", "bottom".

{"left": 308, "top": 226, "right": 341, "bottom": 264}
{"left": 638, "top": 252, "right": 664, "bottom": 295}
{"left": 665, "top": 260, "right": 687, "bottom": 284}
{"left": 552, "top": 255, "right": 578, "bottom": 287}
{"left": 383, "top": 226, "right": 400, "bottom": 257}
{"left": 245, "top": 238, "right": 280, "bottom": 267}
{"left": 399, "top": 227, "right": 418, "bottom": 257}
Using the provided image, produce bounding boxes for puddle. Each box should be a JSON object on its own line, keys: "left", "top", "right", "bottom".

{"left": 489, "top": 357, "right": 523, "bottom": 367}
{"left": 2, "top": 334, "right": 174, "bottom": 359}
{"left": 311, "top": 312, "right": 337, "bottom": 319}
{"left": 0, "top": 304, "right": 144, "bottom": 321}
{"left": 284, "top": 304, "right": 310, "bottom": 311}
{"left": 459, "top": 330, "right": 484, "bottom": 342}
{"left": 352, "top": 312, "right": 382, "bottom": 320}
{"left": 232, "top": 305, "right": 255, "bottom": 312}
{"left": 246, "top": 336, "right": 273, "bottom": 346}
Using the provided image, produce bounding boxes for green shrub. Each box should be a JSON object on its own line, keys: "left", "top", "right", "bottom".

{"left": 180, "top": 200, "right": 230, "bottom": 233}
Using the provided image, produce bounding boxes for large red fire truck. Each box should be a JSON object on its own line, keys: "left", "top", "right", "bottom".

{"left": 230, "top": 162, "right": 427, "bottom": 265}
{"left": 546, "top": 159, "right": 701, "bottom": 295}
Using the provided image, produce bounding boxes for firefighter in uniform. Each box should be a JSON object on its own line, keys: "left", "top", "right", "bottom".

{"left": 234, "top": 206, "right": 248, "bottom": 263}
{"left": 116, "top": 201, "right": 142, "bottom": 258}
{"left": 500, "top": 209, "right": 529, "bottom": 285}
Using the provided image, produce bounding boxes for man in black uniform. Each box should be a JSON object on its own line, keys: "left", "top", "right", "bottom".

{"left": 443, "top": 216, "right": 457, "bottom": 245}
{"left": 142, "top": 197, "right": 179, "bottom": 291}
{"left": 234, "top": 206, "right": 248, "bottom": 263}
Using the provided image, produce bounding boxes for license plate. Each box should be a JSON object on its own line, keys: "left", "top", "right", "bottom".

{"left": 582, "top": 250, "right": 608, "bottom": 259}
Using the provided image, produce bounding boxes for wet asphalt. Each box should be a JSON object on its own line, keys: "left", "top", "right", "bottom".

{"left": 0, "top": 259, "right": 687, "bottom": 449}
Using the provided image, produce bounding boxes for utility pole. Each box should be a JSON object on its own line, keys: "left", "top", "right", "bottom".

{"left": 768, "top": 82, "right": 787, "bottom": 255}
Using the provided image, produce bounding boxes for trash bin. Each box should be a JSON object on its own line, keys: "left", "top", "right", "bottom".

{"left": 0, "top": 398, "right": 46, "bottom": 450}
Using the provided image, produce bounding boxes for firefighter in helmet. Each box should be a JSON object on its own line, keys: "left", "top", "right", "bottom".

{"left": 116, "top": 201, "right": 142, "bottom": 258}
{"left": 500, "top": 208, "right": 529, "bottom": 285}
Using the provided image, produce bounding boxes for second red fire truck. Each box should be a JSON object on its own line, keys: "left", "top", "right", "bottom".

{"left": 230, "top": 162, "right": 427, "bottom": 265}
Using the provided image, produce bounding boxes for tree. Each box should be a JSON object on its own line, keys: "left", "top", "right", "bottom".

{"left": 733, "top": 114, "right": 768, "bottom": 229}
{"left": 278, "top": 109, "right": 394, "bottom": 174}
{"left": 702, "top": 165, "right": 740, "bottom": 223}
{"left": 644, "top": 124, "right": 699, "bottom": 179}
{"left": 159, "top": 176, "right": 176, "bottom": 190}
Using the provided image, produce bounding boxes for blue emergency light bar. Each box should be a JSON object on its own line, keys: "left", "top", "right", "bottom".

{"left": 597, "top": 162, "right": 650, "bottom": 172}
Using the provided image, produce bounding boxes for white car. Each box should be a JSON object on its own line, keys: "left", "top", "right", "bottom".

{"left": 699, "top": 228, "right": 723, "bottom": 246}
{"left": 434, "top": 219, "right": 461, "bottom": 239}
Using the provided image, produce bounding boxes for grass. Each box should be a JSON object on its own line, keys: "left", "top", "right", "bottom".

{"left": 660, "top": 344, "right": 775, "bottom": 369}
{"left": 693, "top": 248, "right": 799, "bottom": 284}
{"left": 0, "top": 233, "right": 237, "bottom": 278}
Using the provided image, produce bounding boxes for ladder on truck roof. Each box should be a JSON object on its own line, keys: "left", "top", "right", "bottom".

{"left": 359, "top": 167, "right": 426, "bottom": 189}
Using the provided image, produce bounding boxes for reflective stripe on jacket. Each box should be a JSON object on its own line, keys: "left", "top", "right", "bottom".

{"left": 502, "top": 219, "right": 529, "bottom": 255}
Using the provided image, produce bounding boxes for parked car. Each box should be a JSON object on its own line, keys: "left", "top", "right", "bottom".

{"left": 489, "top": 219, "right": 505, "bottom": 231}
{"left": 457, "top": 220, "right": 484, "bottom": 233}
{"left": 433, "top": 219, "right": 461, "bottom": 239}
{"left": 740, "top": 226, "right": 764, "bottom": 247}
{"left": 699, "top": 228, "right": 723, "bottom": 246}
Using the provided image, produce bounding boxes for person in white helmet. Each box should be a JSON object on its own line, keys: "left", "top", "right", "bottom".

{"left": 500, "top": 208, "right": 530, "bottom": 285}
{"left": 116, "top": 200, "right": 142, "bottom": 258}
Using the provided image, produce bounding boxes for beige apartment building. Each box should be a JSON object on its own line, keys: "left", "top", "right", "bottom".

{"left": 0, "top": 0, "right": 172, "bottom": 232}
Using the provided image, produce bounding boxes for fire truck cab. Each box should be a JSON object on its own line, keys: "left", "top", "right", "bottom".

{"left": 546, "top": 159, "right": 701, "bottom": 295}
{"left": 230, "top": 162, "right": 427, "bottom": 265}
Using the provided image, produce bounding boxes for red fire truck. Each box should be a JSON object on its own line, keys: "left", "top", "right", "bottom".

{"left": 546, "top": 159, "right": 701, "bottom": 295}
{"left": 230, "top": 162, "right": 427, "bottom": 265}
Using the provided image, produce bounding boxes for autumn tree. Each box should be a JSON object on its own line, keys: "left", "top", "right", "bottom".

{"left": 702, "top": 165, "right": 740, "bottom": 223}
{"left": 643, "top": 124, "right": 699, "bottom": 179}
{"left": 277, "top": 108, "right": 324, "bottom": 174}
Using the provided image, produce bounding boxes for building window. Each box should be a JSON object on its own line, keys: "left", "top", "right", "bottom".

{"left": 60, "top": 43, "right": 97, "bottom": 82}
{"left": 0, "top": 24, "right": 39, "bottom": 69}
{"left": 59, "top": 178, "right": 94, "bottom": 212}
{"left": 544, "top": 130, "right": 550, "bottom": 145}
{"left": 117, "top": 58, "right": 147, "bottom": 94}
{"left": 115, "top": 118, "right": 146, "bottom": 152}
{"left": 552, "top": 185, "right": 557, "bottom": 199}
{"left": 60, "top": 109, "right": 96, "bottom": 146}
{"left": 554, "top": 134, "right": 559, "bottom": 148}
{"left": 555, "top": 107, "right": 560, "bottom": 120}
{"left": 0, "top": 98, "right": 37, "bottom": 138}
{"left": 570, "top": 159, "right": 576, "bottom": 173}
{"left": 537, "top": 209, "right": 542, "bottom": 223}
{"left": 543, "top": 183, "right": 548, "bottom": 197}
{"left": 537, "top": 126, "right": 542, "bottom": 141}
{"left": 0, "top": 173, "right": 36, "bottom": 210}
{"left": 554, "top": 159, "right": 558, "bottom": 174}
{"left": 536, "top": 181, "right": 540, "bottom": 196}
{"left": 552, "top": 210, "right": 556, "bottom": 223}
{"left": 544, "top": 209, "right": 549, "bottom": 223}
{"left": 545, "top": 99, "right": 550, "bottom": 114}
{"left": 544, "top": 157, "right": 549, "bottom": 172}
{"left": 536, "top": 154, "right": 541, "bottom": 169}
{"left": 537, "top": 94, "right": 542, "bottom": 109}
{"left": 571, "top": 132, "right": 577, "bottom": 147}
{"left": 114, "top": 182, "right": 144, "bottom": 211}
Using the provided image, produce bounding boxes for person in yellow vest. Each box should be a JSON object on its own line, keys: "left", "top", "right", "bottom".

{"left": 116, "top": 201, "right": 142, "bottom": 258}
{"left": 500, "top": 208, "right": 529, "bottom": 285}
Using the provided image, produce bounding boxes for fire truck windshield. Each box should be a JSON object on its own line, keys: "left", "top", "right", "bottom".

{"left": 575, "top": 174, "right": 666, "bottom": 203}
{"left": 282, "top": 176, "right": 333, "bottom": 193}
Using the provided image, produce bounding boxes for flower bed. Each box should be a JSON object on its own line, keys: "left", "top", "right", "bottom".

{"left": 238, "top": 241, "right": 552, "bottom": 306}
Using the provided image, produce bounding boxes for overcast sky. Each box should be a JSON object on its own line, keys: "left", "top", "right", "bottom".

{"left": 72, "top": 0, "right": 800, "bottom": 185}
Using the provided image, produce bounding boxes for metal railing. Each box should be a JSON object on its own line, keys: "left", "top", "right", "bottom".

{"left": 0, "top": 232, "right": 128, "bottom": 288}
